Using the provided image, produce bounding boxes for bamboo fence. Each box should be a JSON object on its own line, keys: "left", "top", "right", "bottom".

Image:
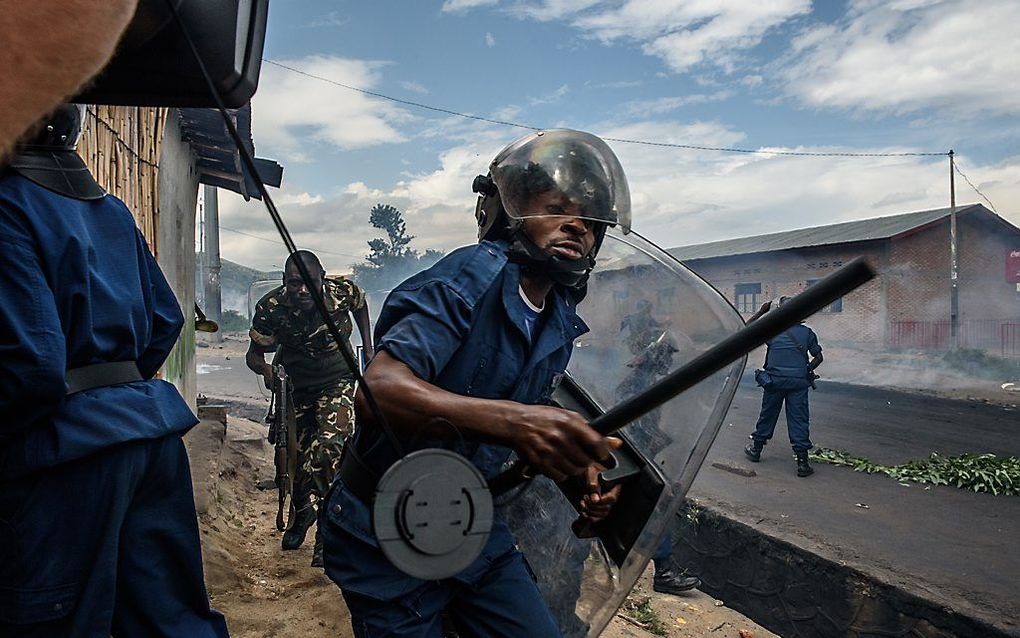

{"left": 78, "top": 106, "right": 167, "bottom": 256}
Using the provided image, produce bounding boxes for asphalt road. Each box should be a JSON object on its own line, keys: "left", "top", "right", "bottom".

{"left": 197, "top": 345, "right": 1019, "bottom": 633}
{"left": 693, "top": 378, "right": 1020, "bottom": 634}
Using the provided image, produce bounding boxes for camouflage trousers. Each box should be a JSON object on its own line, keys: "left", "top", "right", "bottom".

{"left": 292, "top": 379, "right": 355, "bottom": 512}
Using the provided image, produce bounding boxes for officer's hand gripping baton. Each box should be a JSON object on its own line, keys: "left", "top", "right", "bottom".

{"left": 489, "top": 257, "right": 876, "bottom": 497}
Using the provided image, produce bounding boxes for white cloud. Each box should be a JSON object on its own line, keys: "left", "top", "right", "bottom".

{"left": 276, "top": 192, "right": 324, "bottom": 206}
{"left": 598, "top": 121, "right": 1020, "bottom": 248}
{"left": 485, "top": 32, "right": 497, "bottom": 47}
{"left": 510, "top": 0, "right": 811, "bottom": 74}
{"left": 252, "top": 56, "right": 411, "bottom": 162}
{"left": 304, "top": 11, "right": 348, "bottom": 28}
{"left": 442, "top": 0, "right": 499, "bottom": 12}
{"left": 528, "top": 84, "right": 571, "bottom": 106}
{"left": 622, "top": 91, "right": 733, "bottom": 116}
{"left": 781, "top": 0, "right": 1020, "bottom": 118}
{"left": 219, "top": 120, "right": 1020, "bottom": 277}
{"left": 400, "top": 81, "right": 429, "bottom": 95}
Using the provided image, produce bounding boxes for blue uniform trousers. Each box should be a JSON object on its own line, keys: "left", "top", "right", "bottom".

{"left": 0, "top": 435, "right": 228, "bottom": 638}
{"left": 751, "top": 376, "right": 812, "bottom": 453}
{"left": 653, "top": 535, "right": 672, "bottom": 565}
{"left": 324, "top": 523, "right": 560, "bottom": 638}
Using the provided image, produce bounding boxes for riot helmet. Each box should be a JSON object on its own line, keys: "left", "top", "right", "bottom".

{"left": 473, "top": 129, "right": 630, "bottom": 289}
{"left": 20, "top": 104, "right": 86, "bottom": 152}
{"left": 7, "top": 104, "right": 105, "bottom": 200}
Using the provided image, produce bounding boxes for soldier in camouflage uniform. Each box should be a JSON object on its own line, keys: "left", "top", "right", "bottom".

{"left": 246, "top": 250, "right": 372, "bottom": 567}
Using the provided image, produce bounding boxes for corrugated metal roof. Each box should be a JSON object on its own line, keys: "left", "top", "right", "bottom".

{"left": 668, "top": 204, "right": 1007, "bottom": 261}
{"left": 177, "top": 104, "right": 283, "bottom": 200}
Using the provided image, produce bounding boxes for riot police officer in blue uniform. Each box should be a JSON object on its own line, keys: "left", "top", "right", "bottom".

{"left": 0, "top": 105, "right": 228, "bottom": 637}
{"left": 322, "top": 130, "right": 631, "bottom": 637}
{"left": 744, "top": 297, "right": 824, "bottom": 477}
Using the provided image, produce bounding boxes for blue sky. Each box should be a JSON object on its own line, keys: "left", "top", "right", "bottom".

{"left": 218, "top": 0, "right": 1020, "bottom": 273}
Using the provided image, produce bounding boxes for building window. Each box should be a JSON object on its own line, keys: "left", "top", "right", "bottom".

{"left": 806, "top": 279, "right": 843, "bottom": 313}
{"left": 735, "top": 283, "right": 761, "bottom": 314}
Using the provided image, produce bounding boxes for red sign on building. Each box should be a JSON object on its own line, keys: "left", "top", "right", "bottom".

{"left": 1008, "top": 249, "right": 1020, "bottom": 283}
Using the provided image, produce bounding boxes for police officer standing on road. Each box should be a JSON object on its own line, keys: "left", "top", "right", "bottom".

{"left": 744, "top": 296, "right": 824, "bottom": 476}
{"left": 321, "top": 129, "right": 629, "bottom": 637}
{"left": 615, "top": 330, "right": 701, "bottom": 596}
{"left": 0, "top": 105, "right": 228, "bottom": 637}
{"left": 246, "top": 250, "right": 372, "bottom": 567}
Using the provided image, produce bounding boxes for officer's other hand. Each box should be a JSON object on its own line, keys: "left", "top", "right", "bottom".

{"left": 579, "top": 462, "right": 622, "bottom": 523}
{"left": 509, "top": 405, "right": 618, "bottom": 482}
{"left": 261, "top": 364, "right": 274, "bottom": 389}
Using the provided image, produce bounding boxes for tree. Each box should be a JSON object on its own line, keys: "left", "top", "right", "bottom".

{"left": 352, "top": 204, "right": 444, "bottom": 291}
{"left": 364, "top": 204, "right": 413, "bottom": 266}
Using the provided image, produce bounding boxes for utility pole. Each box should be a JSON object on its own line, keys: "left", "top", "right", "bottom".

{"left": 949, "top": 150, "right": 959, "bottom": 350}
{"left": 203, "top": 184, "right": 223, "bottom": 343}
{"left": 197, "top": 189, "right": 206, "bottom": 309}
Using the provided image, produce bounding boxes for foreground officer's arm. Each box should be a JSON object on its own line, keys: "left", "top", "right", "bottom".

{"left": 357, "top": 351, "right": 615, "bottom": 482}
{"left": 136, "top": 231, "right": 186, "bottom": 379}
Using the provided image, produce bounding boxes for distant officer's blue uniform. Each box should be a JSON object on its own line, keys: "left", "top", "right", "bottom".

{"left": 751, "top": 324, "right": 822, "bottom": 452}
{"left": 0, "top": 173, "right": 228, "bottom": 637}
{"left": 322, "top": 240, "right": 587, "bottom": 638}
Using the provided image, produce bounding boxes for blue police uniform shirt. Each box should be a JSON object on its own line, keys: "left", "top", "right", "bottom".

{"left": 0, "top": 173, "right": 197, "bottom": 479}
{"left": 326, "top": 239, "right": 588, "bottom": 599}
{"left": 764, "top": 324, "right": 821, "bottom": 378}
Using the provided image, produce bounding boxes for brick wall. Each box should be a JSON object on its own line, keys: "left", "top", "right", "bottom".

{"left": 684, "top": 246, "right": 885, "bottom": 347}
{"left": 681, "top": 213, "right": 1020, "bottom": 350}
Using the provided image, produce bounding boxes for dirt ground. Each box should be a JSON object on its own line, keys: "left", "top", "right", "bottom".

{"left": 188, "top": 408, "right": 775, "bottom": 638}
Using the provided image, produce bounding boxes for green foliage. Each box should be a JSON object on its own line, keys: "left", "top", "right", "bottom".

{"left": 621, "top": 596, "right": 668, "bottom": 636}
{"left": 352, "top": 203, "right": 445, "bottom": 291}
{"left": 219, "top": 309, "right": 249, "bottom": 332}
{"left": 810, "top": 447, "right": 1020, "bottom": 496}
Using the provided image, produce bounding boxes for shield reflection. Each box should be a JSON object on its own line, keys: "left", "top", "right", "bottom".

{"left": 501, "top": 229, "right": 745, "bottom": 638}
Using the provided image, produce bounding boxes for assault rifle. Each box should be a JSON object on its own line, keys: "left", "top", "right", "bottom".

{"left": 266, "top": 364, "right": 298, "bottom": 532}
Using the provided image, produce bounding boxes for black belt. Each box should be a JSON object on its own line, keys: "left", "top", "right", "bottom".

{"left": 65, "top": 361, "right": 143, "bottom": 395}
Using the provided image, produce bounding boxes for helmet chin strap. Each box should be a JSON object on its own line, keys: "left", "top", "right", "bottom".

{"left": 504, "top": 221, "right": 603, "bottom": 290}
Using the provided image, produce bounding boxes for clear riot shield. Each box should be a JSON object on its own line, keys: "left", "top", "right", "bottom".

{"left": 501, "top": 229, "right": 745, "bottom": 638}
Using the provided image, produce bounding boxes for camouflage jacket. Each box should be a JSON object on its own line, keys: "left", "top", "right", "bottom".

{"left": 250, "top": 276, "right": 365, "bottom": 392}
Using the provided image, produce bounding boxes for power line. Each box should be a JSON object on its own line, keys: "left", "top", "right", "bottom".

{"left": 953, "top": 162, "right": 998, "bottom": 214}
{"left": 265, "top": 59, "right": 542, "bottom": 133}
{"left": 264, "top": 58, "right": 947, "bottom": 158}
{"left": 220, "top": 224, "right": 365, "bottom": 259}
{"left": 84, "top": 107, "right": 161, "bottom": 169}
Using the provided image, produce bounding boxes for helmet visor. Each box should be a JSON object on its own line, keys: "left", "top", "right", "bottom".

{"left": 490, "top": 130, "right": 631, "bottom": 234}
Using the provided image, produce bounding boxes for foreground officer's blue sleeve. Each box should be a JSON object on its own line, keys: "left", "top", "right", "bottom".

{"left": 0, "top": 224, "right": 67, "bottom": 433}
{"left": 376, "top": 280, "right": 475, "bottom": 382}
{"left": 374, "top": 244, "right": 506, "bottom": 382}
{"left": 137, "top": 230, "right": 185, "bottom": 379}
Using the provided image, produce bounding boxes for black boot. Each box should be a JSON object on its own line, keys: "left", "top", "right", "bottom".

{"left": 282, "top": 504, "right": 316, "bottom": 550}
{"left": 796, "top": 450, "right": 814, "bottom": 477}
{"left": 652, "top": 562, "right": 701, "bottom": 595}
{"left": 744, "top": 438, "right": 764, "bottom": 463}
{"left": 310, "top": 525, "right": 324, "bottom": 568}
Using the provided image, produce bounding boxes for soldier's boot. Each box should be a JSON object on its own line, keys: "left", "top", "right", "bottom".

{"left": 282, "top": 504, "right": 316, "bottom": 550}
{"left": 796, "top": 450, "right": 814, "bottom": 477}
{"left": 310, "top": 525, "right": 324, "bottom": 568}
{"left": 652, "top": 562, "right": 701, "bottom": 596}
{"left": 744, "top": 438, "right": 764, "bottom": 463}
